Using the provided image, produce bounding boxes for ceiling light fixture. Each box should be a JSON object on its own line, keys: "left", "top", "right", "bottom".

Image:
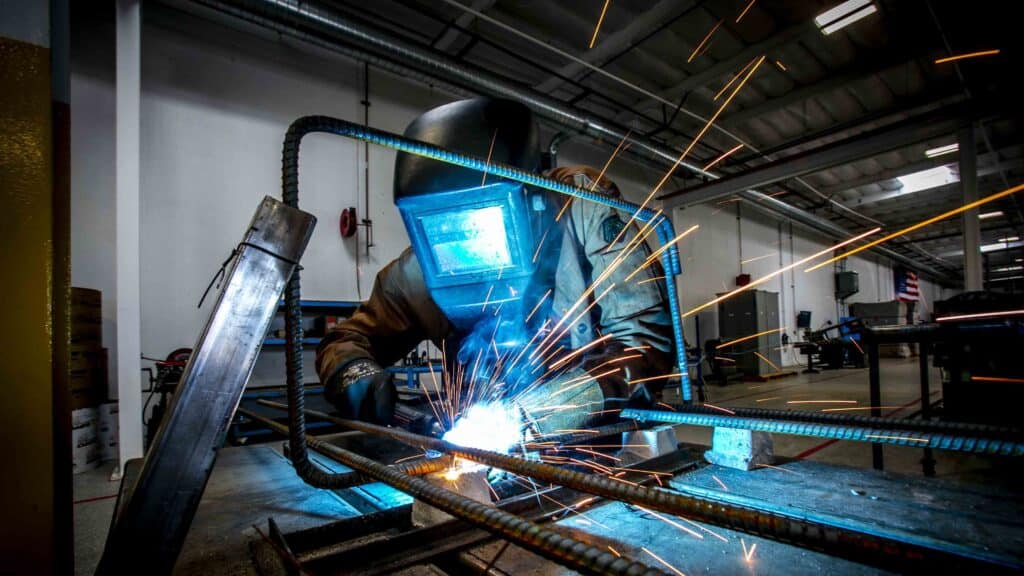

{"left": 815, "top": 0, "right": 878, "bottom": 35}
{"left": 997, "top": 236, "right": 1021, "bottom": 243}
{"left": 924, "top": 143, "right": 958, "bottom": 158}
{"left": 896, "top": 165, "right": 958, "bottom": 195}
{"left": 979, "top": 210, "right": 1003, "bottom": 219}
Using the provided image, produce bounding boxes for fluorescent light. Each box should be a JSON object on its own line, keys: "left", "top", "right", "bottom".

{"left": 997, "top": 236, "right": 1020, "bottom": 243}
{"left": 925, "top": 143, "right": 958, "bottom": 158}
{"left": 991, "top": 275, "right": 1024, "bottom": 283}
{"left": 896, "top": 166, "right": 958, "bottom": 195}
{"left": 1016, "top": 258, "right": 1023, "bottom": 262}
{"left": 816, "top": 0, "right": 878, "bottom": 35}
{"left": 981, "top": 241, "right": 1024, "bottom": 253}
{"left": 993, "top": 265, "right": 1024, "bottom": 273}
{"left": 979, "top": 210, "right": 1003, "bottom": 219}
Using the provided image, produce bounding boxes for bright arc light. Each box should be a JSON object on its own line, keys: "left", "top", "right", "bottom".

{"left": 896, "top": 166, "right": 958, "bottom": 195}
{"left": 815, "top": 0, "right": 877, "bottom": 35}
{"left": 925, "top": 143, "right": 958, "bottom": 158}
{"left": 442, "top": 402, "right": 522, "bottom": 455}
{"left": 979, "top": 210, "right": 1003, "bottom": 220}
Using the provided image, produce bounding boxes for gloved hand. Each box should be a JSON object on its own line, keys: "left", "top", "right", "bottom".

{"left": 325, "top": 359, "right": 396, "bottom": 425}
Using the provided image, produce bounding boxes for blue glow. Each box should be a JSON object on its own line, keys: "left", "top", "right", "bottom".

{"left": 442, "top": 402, "right": 522, "bottom": 454}
{"left": 421, "top": 206, "right": 512, "bottom": 275}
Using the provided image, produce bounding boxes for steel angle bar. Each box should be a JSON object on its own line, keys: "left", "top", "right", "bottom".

{"left": 97, "top": 197, "right": 316, "bottom": 575}
{"left": 621, "top": 408, "right": 1024, "bottom": 456}
{"left": 256, "top": 400, "right": 1022, "bottom": 573}
{"left": 238, "top": 407, "right": 668, "bottom": 576}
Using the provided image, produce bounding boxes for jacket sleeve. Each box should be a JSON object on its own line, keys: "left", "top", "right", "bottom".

{"left": 315, "top": 248, "right": 451, "bottom": 385}
{"left": 547, "top": 165, "right": 675, "bottom": 383}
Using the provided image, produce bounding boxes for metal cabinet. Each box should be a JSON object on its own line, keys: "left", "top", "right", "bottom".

{"left": 717, "top": 290, "right": 782, "bottom": 377}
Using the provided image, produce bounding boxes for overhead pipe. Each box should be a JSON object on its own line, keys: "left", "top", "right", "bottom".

{"left": 185, "top": 0, "right": 955, "bottom": 283}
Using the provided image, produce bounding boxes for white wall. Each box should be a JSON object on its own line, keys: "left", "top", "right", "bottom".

{"left": 71, "top": 5, "right": 958, "bottom": 402}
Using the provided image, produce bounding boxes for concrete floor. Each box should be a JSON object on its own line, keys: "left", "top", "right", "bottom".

{"left": 72, "top": 357, "right": 1016, "bottom": 574}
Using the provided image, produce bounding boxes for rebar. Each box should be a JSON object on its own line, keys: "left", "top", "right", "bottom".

{"left": 666, "top": 404, "right": 1023, "bottom": 440}
{"left": 257, "top": 400, "right": 1020, "bottom": 573}
{"left": 239, "top": 407, "right": 668, "bottom": 576}
{"left": 622, "top": 408, "right": 1024, "bottom": 456}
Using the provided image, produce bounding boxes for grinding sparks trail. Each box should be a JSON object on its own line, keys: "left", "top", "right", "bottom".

{"left": 935, "top": 49, "right": 999, "bottom": 64}
{"left": 688, "top": 20, "right": 723, "bottom": 63}
{"left": 716, "top": 327, "right": 786, "bottom": 350}
{"left": 740, "top": 252, "right": 776, "bottom": 265}
{"left": 589, "top": 0, "right": 612, "bottom": 49}
{"left": 686, "top": 227, "right": 880, "bottom": 317}
{"left": 607, "top": 55, "right": 766, "bottom": 250}
{"left": 636, "top": 506, "right": 703, "bottom": 540}
{"left": 735, "top": 0, "right": 756, "bottom": 22}
{"left": 972, "top": 376, "right": 1024, "bottom": 384}
{"left": 866, "top": 434, "right": 930, "bottom": 444}
{"left": 805, "top": 183, "right": 1024, "bottom": 272}
{"left": 787, "top": 400, "right": 857, "bottom": 404}
{"left": 481, "top": 129, "right": 498, "bottom": 186}
{"left": 702, "top": 143, "right": 744, "bottom": 172}
{"left": 936, "top": 309, "right": 1024, "bottom": 322}
{"left": 754, "top": 351, "right": 780, "bottom": 371}
{"left": 642, "top": 547, "right": 687, "bottom": 576}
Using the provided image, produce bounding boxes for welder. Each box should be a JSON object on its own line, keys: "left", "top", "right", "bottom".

{"left": 316, "top": 97, "right": 674, "bottom": 435}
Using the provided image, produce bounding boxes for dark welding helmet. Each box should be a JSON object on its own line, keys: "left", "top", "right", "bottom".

{"left": 394, "top": 98, "right": 551, "bottom": 330}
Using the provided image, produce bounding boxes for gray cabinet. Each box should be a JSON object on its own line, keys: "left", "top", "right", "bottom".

{"left": 717, "top": 290, "right": 782, "bottom": 377}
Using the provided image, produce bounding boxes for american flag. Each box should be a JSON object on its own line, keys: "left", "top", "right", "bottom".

{"left": 895, "top": 268, "right": 919, "bottom": 302}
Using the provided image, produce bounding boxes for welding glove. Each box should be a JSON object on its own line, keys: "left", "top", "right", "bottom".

{"left": 325, "top": 359, "right": 396, "bottom": 425}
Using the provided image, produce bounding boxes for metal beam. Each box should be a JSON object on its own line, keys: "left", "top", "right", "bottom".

{"left": 534, "top": 0, "right": 698, "bottom": 94}
{"left": 433, "top": 0, "right": 495, "bottom": 51}
{"left": 97, "top": 197, "right": 316, "bottom": 575}
{"left": 660, "top": 102, "right": 981, "bottom": 208}
{"left": 961, "top": 123, "right": 983, "bottom": 290}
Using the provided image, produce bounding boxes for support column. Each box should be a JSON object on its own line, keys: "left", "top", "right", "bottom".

{"left": 116, "top": 0, "right": 144, "bottom": 468}
{"left": 960, "top": 124, "right": 982, "bottom": 291}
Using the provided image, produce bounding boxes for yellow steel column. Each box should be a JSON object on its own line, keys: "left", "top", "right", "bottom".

{"left": 0, "top": 1, "right": 71, "bottom": 572}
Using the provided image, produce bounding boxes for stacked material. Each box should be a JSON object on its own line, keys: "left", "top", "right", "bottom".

{"left": 70, "top": 287, "right": 112, "bottom": 471}
{"left": 850, "top": 300, "right": 912, "bottom": 357}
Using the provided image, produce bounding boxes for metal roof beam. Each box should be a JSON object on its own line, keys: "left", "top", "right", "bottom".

{"left": 848, "top": 161, "right": 1019, "bottom": 207}
{"left": 660, "top": 102, "right": 982, "bottom": 208}
{"left": 433, "top": 0, "right": 497, "bottom": 51}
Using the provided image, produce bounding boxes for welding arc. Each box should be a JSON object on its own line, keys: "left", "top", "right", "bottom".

{"left": 256, "top": 401, "right": 1019, "bottom": 573}
{"left": 621, "top": 408, "right": 1024, "bottom": 456}
{"left": 238, "top": 408, "right": 668, "bottom": 576}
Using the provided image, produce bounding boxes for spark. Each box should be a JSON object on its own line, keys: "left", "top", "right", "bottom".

{"left": 481, "top": 129, "right": 498, "bottom": 185}
{"left": 656, "top": 402, "right": 677, "bottom": 411}
{"left": 481, "top": 284, "right": 494, "bottom": 311}
{"left": 628, "top": 372, "right": 682, "bottom": 385}
{"left": 712, "top": 474, "right": 729, "bottom": 491}
{"left": 774, "top": 59, "right": 786, "bottom": 71}
{"left": 936, "top": 309, "right": 1024, "bottom": 322}
{"left": 624, "top": 224, "right": 699, "bottom": 281}
{"left": 741, "top": 538, "right": 758, "bottom": 562}
{"left": 702, "top": 143, "right": 744, "bottom": 172}
{"left": 805, "top": 183, "right": 1024, "bottom": 272}
{"left": 687, "top": 226, "right": 880, "bottom": 317}
{"left": 609, "top": 476, "right": 641, "bottom": 487}
{"left": 746, "top": 543, "right": 757, "bottom": 562}
{"left": 714, "top": 356, "right": 737, "bottom": 363}
{"left": 532, "top": 227, "right": 550, "bottom": 263}
{"left": 575, "top": 447, "right": 622, "bottom": 462}
{"left": 971, "top": 376, "right": 1024, "bottom": 384}
{"left": 736, "top": 0, "right": 756, "bottom": 22}
{"left": 607, "top": 55, "right": 766, "bottom": 249}
{"left": 865, "top": 434, "right": 930, "bottom": 443}
{"left": 639, "top": 275, "right": 666, "bottom": 285}
{"left": 608, "top": 545, "right": 621, "bottom": 557}
{"left": 623, "top": 345, "right": 651, "bottom": 352}
{"left": 740, "top": 252, "right": 776, "bottom": 265}
{"left": 935, "top": 49, "right": 1000, "bottom": 64}
{"left": 688, "top": 20, "right": 723, "bottom": 63}
{"left": 636, "top": 506, "right": 703, "bottom": 540}
{"left": 821, "top": 406, "right": 902, "bottom": 412}
{"left": 642, "top": 547, "right": 687, "bottom": 576}
{"left": 716, "top": 327, "right": 786, "bottom": 349}
{"left": 754, "top": 351, "right": 780, "bottom": 371}
{"left": 848, "top": 337, "right": 864, "bottom": 355}
{"left": 548, "top": 333, "right": 614, "bottom": 369}
{"left": 393, "top": 452, "right": 427, "bottom": 464}
{"left": 753, "top": 463, "right": 802, "bottom": 475}
{"left": 713, "top": 56, "right": 757, "bottom": 100}
{"left": 787, "top": 400, "right": 857, "bottom": 404}
{"left": 755, "top": 396, "right": 780, "bottom": 402}
{"left": 703, "top": 403, "right": 736, "bottom": 415}
{"left": 589, "top": 0, "right": 612, "bottom": 49}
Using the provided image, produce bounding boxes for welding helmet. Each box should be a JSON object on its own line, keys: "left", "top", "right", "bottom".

{"left": 394, "top": 98, "right": 554, "bottom": 331}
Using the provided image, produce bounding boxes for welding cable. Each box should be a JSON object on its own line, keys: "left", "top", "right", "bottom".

{"left": 621, "top": 408, "right": 1024, "bottom": 456}
{"left": 665, "top": 404, "right": 1024, "bottom": 440}
{"left": 238, "top": 407, "right": 668, "bottom": 576}
{"left": 256, "top": 400, "right": 1021, "bottom": 573}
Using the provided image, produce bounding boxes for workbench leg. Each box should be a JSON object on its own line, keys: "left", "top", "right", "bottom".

{"left": 919, "top": 347, "right": 936, "bottom": 477}
{"left": 868, "top": 342, "right": 883, "bottom": 471}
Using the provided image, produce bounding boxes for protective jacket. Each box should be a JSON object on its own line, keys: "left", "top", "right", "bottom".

{"left": 316, "top": 166, "right": 675, "bottom": 402}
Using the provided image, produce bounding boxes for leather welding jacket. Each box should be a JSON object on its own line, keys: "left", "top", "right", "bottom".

{"left": 316, "top": 166, "right": 675, "bottom": 402}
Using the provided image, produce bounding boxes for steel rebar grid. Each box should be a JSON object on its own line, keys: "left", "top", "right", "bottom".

{"left": 665, "top": 404, "right": 1023, "bottom": 440}
{"left": 236, "top": 408, "right": 668, "bottom": 576}
{"left": 621, "top": 408, "right": 1024, "bottom": 456}
{"left": 257, "top": 400, "right": 1020, "bottom": 573}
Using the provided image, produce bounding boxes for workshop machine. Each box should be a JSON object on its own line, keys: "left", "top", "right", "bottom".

{"left": 795, "top": 317, "right": 867, "bottom": 373}
{"left": 95, "top": 117, "right": 1024, "bottom": 576}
